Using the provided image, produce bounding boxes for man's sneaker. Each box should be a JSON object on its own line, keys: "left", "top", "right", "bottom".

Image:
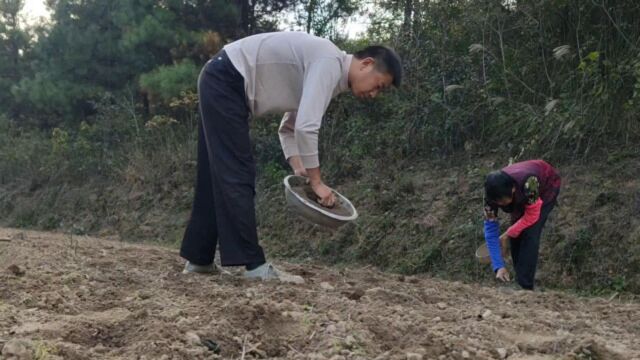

{"left": 243, "top": 263, "right": 305, "bottom": 284}
{"left": 182, "top": 261, "right": 218, "bottom": 274}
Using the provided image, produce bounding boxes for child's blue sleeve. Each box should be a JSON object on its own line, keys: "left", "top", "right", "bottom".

{"left": 484, "top": 220, "right": 504, "bottom": 272}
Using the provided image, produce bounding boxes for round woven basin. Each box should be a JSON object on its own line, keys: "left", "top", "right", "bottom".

{"left": 476, "top": 243, "right": 491, "bottom": 264}
{"left": 283, "top": 175, "right": 358, "bottom": 229}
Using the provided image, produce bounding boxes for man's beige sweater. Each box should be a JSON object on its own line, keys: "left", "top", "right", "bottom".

{"left": 224, "top": 32, "right": 352, "bottom": 169}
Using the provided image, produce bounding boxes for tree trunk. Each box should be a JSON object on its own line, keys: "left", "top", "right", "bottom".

{"left": 413, "top": 0, "right": 423, "bottom": 35}
{"left": 306, "top": 0, "right": 316, "bottom": 34}
{"left": 239, "top": 0, "right": 250, "bottom": 35}
{"left": 402, "top": 0, "right": 413, "bottom": 36}
{"left": 3, "top": 5, "right": 21, "bottom": 81}
{"left": 249, "top": 0, "right": 257, "bottom": 34}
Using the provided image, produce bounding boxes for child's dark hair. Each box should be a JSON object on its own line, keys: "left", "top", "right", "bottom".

{"left": 354, "top": 45, "right": 402, "bottom": 87}
{"left": 484, "top": 171, "right": 515, "bottom": 202}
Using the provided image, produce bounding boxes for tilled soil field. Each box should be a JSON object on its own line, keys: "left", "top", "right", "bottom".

{"left": 1, "top": 228, "right": 638, "bottom": 359}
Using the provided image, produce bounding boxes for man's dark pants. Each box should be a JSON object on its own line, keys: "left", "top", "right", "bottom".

{"left": 180, "top": 50, "right": 266, "bottom": 267}
{"left": 510, "top": 200, "right": 556, "bottom": 290}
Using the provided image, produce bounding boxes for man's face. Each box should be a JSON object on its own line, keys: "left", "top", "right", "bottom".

{"left": 350, "top": 58, "right": 393, "bottom": 99}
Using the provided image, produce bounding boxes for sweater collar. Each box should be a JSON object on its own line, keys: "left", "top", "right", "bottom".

{"left": 339, "top": 54, "right": 353, "bottom": 93}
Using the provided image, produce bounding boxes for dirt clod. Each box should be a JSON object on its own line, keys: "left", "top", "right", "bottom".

{"left": 320, "top": 282, "right": 335, "bottom": 291}
{"left": 342, "top": 288, "right": 365, "bottom": 301}
{"left": 481, "top": 309, "right": 492, "bottom": 319}
{"left": 2, "top": 339, "right": 32, "bottom": 360}
{"left": 7, "top": 264, "right": 25, "bottom": 276}
{"left": 185, "top": 331, "right": 200, "bottom": 346}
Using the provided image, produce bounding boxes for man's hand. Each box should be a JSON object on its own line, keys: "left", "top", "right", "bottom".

{"left": 496, "top": 267, "right": 511, "bottom": 282}
{"left": 311, "top": 181, "right": 336, "bottom": 208}
{"left": 306, "top": 167, "right": 336, "bottom": 208}
{"left": 288, "top": 156, "right": 308, "bottom": 177}
{"left": 499, "top": 233, "right": 510, "bottom": 258}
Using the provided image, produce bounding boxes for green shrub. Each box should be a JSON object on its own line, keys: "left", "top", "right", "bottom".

{"left": 139, "top": 61, "right": 199, "bottom": 103}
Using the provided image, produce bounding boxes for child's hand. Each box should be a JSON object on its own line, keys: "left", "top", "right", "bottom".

{"left": 484, "top": 206, "right": 497, "bottom": 221}
{"left": 496, "top": 267, "right": 510, "bottom": 282}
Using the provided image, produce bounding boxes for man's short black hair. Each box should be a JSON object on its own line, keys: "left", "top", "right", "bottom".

{"left": 354, "top": 45, "right": 403, "bottom": 87}
{"left": 485, "top": 171, "right": 515, "bottom": 202}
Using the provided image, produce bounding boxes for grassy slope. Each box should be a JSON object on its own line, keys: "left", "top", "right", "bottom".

{"left": 2, "top": 148, "right": 638, "bottom": 294}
